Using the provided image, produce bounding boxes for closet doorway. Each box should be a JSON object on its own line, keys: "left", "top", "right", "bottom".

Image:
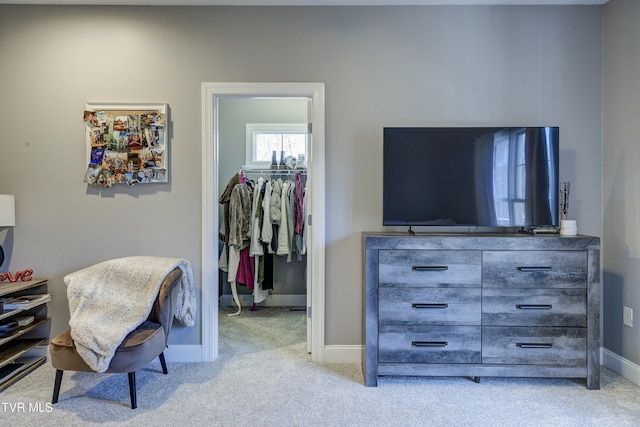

{"left": 201, "top": 82, "right": 326, "bottom": 363}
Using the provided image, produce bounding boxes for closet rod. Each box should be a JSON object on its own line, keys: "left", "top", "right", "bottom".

{"left": 241, "top": 168, "right": 307, "bottom": 176}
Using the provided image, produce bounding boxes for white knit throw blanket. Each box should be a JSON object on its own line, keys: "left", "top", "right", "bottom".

{"left": 64, "top": 256, "right": 196, "bottom": 373}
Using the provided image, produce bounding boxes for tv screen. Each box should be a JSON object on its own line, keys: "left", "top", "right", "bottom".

{"left": 383, "top": 127, "right": 559, "bottom": 228}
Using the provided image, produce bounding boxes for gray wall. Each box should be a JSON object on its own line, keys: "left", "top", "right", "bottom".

{"left": 603, "top": 0, "right": 640, "bottom": 365}
{"left": 0, "top": 5, "right": 603, "bottom": 349}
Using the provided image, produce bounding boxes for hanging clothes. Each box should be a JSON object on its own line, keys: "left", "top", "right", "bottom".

{"left": 261, "top": 179, "right": 274, "bottom": 252}
{"left": 219, "top": 173, "right": 240, "bottom": 245}
{"left": 276, "top": 180, "right": 292, "bottom": 257}
{"left": 270, "top": 178, "right": 283, "bottom": 254}
{"left": 221, "top": 170, "right": 308, "bottom": 314}
{"left": 225, "top": 177, "right": 254, "bottom": 315}
{"left": 250, "top": 177, "right": 265, "bottom": 257}
{"left": 294, "top": 172, "right": 304, "bottom": 235}
{"left": 235, "top": 246, "right": 254, "bottom": 289}
{"left": 294, "top": 174, "right": 307, "bottom": 260}
{"left": 250, "top": 177, "right": 269, "bottom": 303}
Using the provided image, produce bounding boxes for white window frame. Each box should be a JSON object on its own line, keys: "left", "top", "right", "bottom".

{"left": 245, "top": 123, "right": 307, "bottom": 168}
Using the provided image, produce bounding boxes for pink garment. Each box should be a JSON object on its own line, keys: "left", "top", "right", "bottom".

{"left": 236, "top": 246, "right": 255, "bottom": 289}
{"left": 294, "top": 172, "right": 304, "bottom": 234}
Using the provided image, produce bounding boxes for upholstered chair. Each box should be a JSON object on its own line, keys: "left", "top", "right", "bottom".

{"left": 49, "top": 267, "right": 182, "bottom": 409}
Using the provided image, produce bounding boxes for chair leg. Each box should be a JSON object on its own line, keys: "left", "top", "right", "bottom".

{"left": 128, "top": 372, "right": 137, "bottom": 409}
{"left": 52, "top": 369, "right": 64, "bottom": 404}
{"left": 159, "top": 352, "right": 168, "bottom": 374}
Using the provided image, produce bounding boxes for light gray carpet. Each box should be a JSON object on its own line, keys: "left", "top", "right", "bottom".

{"left": 2, "top": 306, "right": 640, "bottom": 426}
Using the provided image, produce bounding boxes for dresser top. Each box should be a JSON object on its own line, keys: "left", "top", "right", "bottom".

{"left": 362, "top": 232, "right": 600, "bottom": 251}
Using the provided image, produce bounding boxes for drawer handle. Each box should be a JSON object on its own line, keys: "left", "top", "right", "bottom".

{"left": 516, "top": 266, "right": 552, "bottom": 272}
{"left": 516, "top": 342, "right": 553, "bottom": 349}
{"left": 412, "top": 303, "right": 448, "bottom": 309}
{"left": 516, "top": 304, "right": 553, "bottom": 310}
{"left": 412, "top": 341, "right": 448, "bottom": 347}
{"left": 412, "top": 266, "right": 448, "bottom": 271}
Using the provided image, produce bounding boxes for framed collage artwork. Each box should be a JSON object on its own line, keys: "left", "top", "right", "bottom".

{"left": 83, "top": 102, "right": 168, "bottom": 187}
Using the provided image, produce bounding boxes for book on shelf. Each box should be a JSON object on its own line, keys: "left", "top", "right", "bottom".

{"left": 3, "top": 294, "right": 51, "bottom": 311}
{"left": 0, "top": 362, "right": 25, "bottom": 383}
{"left": 0, "top": 356, "right": 43, "bottom": 384}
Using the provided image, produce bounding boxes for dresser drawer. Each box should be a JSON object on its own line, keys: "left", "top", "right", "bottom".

{"left": 483, "top": 288, "right": 586, "bottom": 327}
{"left": 379, "top": 325, "right": 481, "bottom": 363}
{"left": 379, "top": 250, "right": 481, "bottom": 288}
{"left": 483, "top": 251, "right": 587, "bottom": 288}
{"left": 482, "top": 327, "right": 586, "bottom": 365}
{"left": 379, "top": 288, "right": 481, "bottom": 325}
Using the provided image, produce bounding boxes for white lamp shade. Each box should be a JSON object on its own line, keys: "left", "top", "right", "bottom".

{"left": 0, "top": 195, "right": 16, "bottom": 227}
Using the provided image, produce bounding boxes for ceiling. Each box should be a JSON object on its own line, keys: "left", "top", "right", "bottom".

{"left": 0, "top": 1, "right": 610, "bottom": 5}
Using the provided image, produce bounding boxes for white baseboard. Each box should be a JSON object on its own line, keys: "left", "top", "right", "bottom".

{"left": 324, "top": 345, "right": 362, "bottom": 364}
{"left": 220, "top": 294, "right": 306, "bottom": 307}
{"left": 602, "top": 347, "right": 640, "bottom": 387}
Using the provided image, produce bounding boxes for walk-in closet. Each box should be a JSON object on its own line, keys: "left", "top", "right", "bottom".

{"left": 216, "top": 96, "right": 310, "bottom": 350}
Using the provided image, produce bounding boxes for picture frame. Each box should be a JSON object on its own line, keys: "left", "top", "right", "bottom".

{"left": 83, "top": 102, "right": 169, "bottom": 187}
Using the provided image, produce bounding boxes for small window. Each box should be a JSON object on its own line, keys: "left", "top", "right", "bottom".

{"left": 246, "top": 123, "right": 307, "bottom": 168}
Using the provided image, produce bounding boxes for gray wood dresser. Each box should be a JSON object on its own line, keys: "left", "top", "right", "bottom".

{"left": 362, "top": 233, "right": 600, "bottom": 389}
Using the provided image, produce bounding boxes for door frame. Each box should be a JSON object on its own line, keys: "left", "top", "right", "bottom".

{"left": 201, "top": 82, "right": 326, "bottom": 362}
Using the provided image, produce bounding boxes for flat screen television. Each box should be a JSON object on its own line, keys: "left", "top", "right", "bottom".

{"left": 383, "top": 127, "right": 559, "bottom": 229}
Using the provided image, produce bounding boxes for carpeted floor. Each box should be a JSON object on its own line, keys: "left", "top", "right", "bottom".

{"left": 1, "top": 306, "right": 640, "bottom": 426}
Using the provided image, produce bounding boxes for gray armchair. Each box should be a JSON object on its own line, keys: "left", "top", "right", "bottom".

{"left": 49, "top": 267, "right": 182, "bottom": 409}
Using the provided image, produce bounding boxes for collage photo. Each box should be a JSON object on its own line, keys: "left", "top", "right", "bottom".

{"left": 83, "top": 108, "right": 167, "bottom": 187}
